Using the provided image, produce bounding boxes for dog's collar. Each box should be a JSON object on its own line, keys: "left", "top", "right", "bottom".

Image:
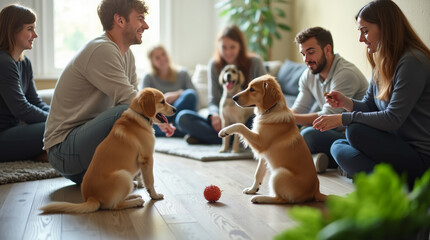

{"left": 130, "top": 108, "right": 152, "bottom": 124}
{"left": 264, "top": 103, "right": 278, "bottom": 114}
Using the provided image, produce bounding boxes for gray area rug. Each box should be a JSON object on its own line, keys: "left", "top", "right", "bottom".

{"left": 154, "top": 137, "right": 254, "bottom": 161}
{"left": 0, "top": 160, "right": 61, "bottom": 185}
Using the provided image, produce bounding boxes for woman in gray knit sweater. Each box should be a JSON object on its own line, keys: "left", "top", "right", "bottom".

{"left": 313, "top": 0, "right": 430, "bottom": 188}
{"left": 142, "top": 45, "right": 197, "bottom": 137}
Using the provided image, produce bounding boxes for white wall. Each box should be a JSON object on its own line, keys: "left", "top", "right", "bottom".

{"left": 164, "top": 0, "right": 291, "bottom": 70}
{"left": 162, "top": 0, "right": 222, "bottom": 71}
{"left": 1, "top": 0, "right": 292, "bottom": 75}
{"left": 290, "top": 0, "right": 430, "bottom": 78}
{"left": 0, "top": 0, "right": 223, "bottom": 73}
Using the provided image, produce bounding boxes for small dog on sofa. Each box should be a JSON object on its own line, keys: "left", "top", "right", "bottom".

{"left": 219, "top": 75, "right": 326, "bottom": 204}
{"left": 40, "top": 88, "right": 176, "bottom": 213}
{"left": 218, "top": 64, "right": 254, "bottom": 153}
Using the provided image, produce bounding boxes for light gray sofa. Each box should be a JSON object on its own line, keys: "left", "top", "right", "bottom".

{"left": 191, "top": 60, "right": 307, "bottom": 115}
{"left": 37, "top": 59, "right": 307, "bottom": 111}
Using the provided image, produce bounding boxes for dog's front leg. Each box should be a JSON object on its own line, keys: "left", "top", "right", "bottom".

{"left": 140, "top": 156, "right": 164, "bottom": 200}
{"left": 243, "top": 158, "right": 266, "bottom": 194}
{"left": 219, "top": 134, "right": 230, "bottom": 153}
{"left": 219, "top": 123, "right": 262, "bottom": 150}
{"left": 231, "top": 135, "right": 241, "bottom": 153}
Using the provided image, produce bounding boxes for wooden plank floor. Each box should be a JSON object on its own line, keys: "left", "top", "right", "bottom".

{"left": 0, "top": 152, "right": 354, "bottom": 240}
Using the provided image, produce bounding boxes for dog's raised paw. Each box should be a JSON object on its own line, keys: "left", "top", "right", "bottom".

{"left": 218, "top": 129, "right": 229, "bottom": 138}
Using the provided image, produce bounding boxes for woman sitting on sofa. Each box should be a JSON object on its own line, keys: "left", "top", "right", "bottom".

{"left": 0, "top": 4, "right": 50, "bottom": 162}
{"left": 176, "top": 24, "right": 266, "bottom": 144}
{"left": 313, "top": 0, "right": 430, "bottom": 188}
{"left": 142, "top": 45, "right": 197, "bottom": 137}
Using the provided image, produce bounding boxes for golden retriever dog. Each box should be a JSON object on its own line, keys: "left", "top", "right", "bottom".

{"left": 40, "top": 88, "right": 176, "bottom": 213}
{"left": 218, "top": 75, "right": 326, "bottom": 204}
{"left": 219, "top": 64, "right": 254, "bottom": 153}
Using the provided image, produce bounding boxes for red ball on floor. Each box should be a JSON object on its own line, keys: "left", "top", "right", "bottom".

{"left": 204, "top": 185, "right": 222, "bottom": 202}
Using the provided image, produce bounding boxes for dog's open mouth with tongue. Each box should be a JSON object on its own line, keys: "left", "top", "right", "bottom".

{"left": 156, "top": 112, "right": 168, "bottom": 123}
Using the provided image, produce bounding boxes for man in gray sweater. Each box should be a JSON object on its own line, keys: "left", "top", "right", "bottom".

{"left": 44, "top": 0, "right": 173, "bottom": 184}
{"left": 292, "top": 27, "right": 369, "bottom": 173}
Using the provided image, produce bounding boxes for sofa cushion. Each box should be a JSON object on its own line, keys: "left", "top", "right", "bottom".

{"left": 276, "top": 60, "right": 307, "bottom": 96}
{"left": 264, "top": 60, "right": 282, "bottom": 76}
{"left": 191, "top": 64, "right": 209, "bottom": 109}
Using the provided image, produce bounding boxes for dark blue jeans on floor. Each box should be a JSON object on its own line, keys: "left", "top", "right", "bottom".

{"left": 331, "top": 123, "right": 430, "bottom": 188}
{"left": 0, "top": 122, "right": 46, "bottom": 162}
{"left": 154, "top": 89, "right": 197, "bottom": 138}
{"left": 300, "top": 126, "right": 345, "bottom": 168}
{"left": 176, "top": 109, "right": 253, "bottom": 145}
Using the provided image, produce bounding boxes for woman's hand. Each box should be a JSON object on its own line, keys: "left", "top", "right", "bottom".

{"left": 164, "top": 90, "right": 183, "bottom": 104}
{"left": 157, "top": 123, "right": 176, "bottom": 137}
{"left": 210, "top": 114, "right": 222, "bottom": 133}
{"left": 312, "top": 114, "right": 343, "bottom": 132}
{"left": 324, "top": 91, "right": 354, "bottom": 112}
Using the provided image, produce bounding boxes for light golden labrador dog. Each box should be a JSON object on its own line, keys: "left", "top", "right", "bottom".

{"left": 40, "top": 88, "right": 176, "bottom": 213}
{"left": 218, "top": 75, "right": 326, "bottom": 204}
{"left": 219, "top": 65, "right": 254, "bottom": 153}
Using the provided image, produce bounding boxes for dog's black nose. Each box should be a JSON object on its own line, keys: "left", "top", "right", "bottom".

{"left": 226, "top": 73, "right": 231, "bottom": 81}
{"left": 232, "top": 95, "right": 238, "bottom": 102}
{"left": 173, "top": 107, "right": 177, "bottom": 113}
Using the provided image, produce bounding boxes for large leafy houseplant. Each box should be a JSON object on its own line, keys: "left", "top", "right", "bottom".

{"left": 216, "top": 0, "right": 291, "bottom": 61}
{"left": 275, "top": 164, "right": 430, "bottom": 240}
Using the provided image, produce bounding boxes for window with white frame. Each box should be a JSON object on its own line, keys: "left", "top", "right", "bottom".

{"left": 28, "top": 0, "right": 160, "bottom": 79}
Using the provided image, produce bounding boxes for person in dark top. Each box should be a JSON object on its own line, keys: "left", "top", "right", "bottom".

{"left": 176, "top": 25, "right": 266, "bottom": 144}
{"left": 0, "top": 4, "right": 50, "bottom": 162}
{"left": 313, "top": 0, "right": 430, "bottom": 188}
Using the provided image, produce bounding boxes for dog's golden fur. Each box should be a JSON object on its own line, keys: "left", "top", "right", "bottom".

{"left": 218, "top": 65, "right": 254, "bottom": 153}
{"left": 219, "top": 75, "right": 326, "bottom": 204}
{"left": 40, "top": 88, "right": 176, "bottom": 213}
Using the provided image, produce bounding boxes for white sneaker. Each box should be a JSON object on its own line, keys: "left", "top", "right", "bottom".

{"left": 312, "top": 153, "right": 329, "bottom": 173}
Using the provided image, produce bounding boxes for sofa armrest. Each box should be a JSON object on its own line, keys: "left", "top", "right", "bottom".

{"left": 265, "top": 60, "right": 282, "bottom": 76}
{"left": 37, "top": 88, "right": 55, "bottom": 105}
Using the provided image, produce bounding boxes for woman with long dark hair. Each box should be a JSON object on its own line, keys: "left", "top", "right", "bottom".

{"left": 176, "top": 25, "right": 266, "bottom": 144}
{"left": 313, "top": 0, "right": 430, "bottom": 187}
{"left": 0, "top": 4, "right": 50, "bottom": 162}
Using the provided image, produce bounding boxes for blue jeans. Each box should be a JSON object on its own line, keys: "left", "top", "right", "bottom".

{"left": 331, "top": 123, "right": 430, "bottom": 188}
{"left": 0, "top": 122, "right": 46, "bottom": 162}
{"left": 300, "top": 126, "right": 345, "bottom": 168}
{"left": 47, "top": 105, "right": 128, "bottom": 184}
{"left": 154, "top": 89, "right": 197, "bottom": 137}
{"left": 175, "top": 109, "right": 253, "bottom": 144}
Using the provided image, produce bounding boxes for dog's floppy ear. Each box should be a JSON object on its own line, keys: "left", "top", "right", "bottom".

{"left": 239, "top": 70, "right": 246, "bottom": 89}
{"left": 262, "top": 77, "right": 282, "bottom": 110}
{"left": 138, "top": 90, "right": 156, "bottom": 117}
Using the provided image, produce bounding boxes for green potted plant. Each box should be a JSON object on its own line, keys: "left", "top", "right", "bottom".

{"left": 216, "top": 0, "right": 291, "bottom": 60}
{"left": 275, "top": 164, "right": 430, "bottom": 240}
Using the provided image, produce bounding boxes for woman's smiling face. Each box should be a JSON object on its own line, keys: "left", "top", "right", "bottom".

{"left": 218, "top": 37, "right": 240, "bottom": 64}
{"left": 15, "top": 22, "right": 38, "bottom": 52}
{"left": 357, "top": 17, "right": 380, "bottom": 54}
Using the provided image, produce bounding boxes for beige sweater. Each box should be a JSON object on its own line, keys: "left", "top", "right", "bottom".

{"left": 44, "top": 33, "right": 138, "bottom": 149}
